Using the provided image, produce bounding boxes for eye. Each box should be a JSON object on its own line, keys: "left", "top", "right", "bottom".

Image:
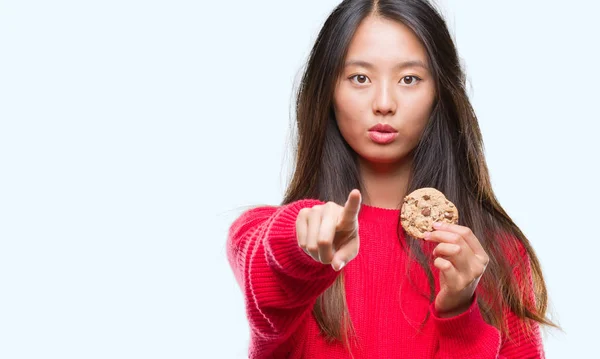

{"left": 400, "top": 75, "right": 422, "bottom": 86}
{"left": 349, "top": 74, "right": 371, "bottom": 85}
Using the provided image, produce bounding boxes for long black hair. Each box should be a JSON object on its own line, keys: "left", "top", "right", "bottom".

{"left": 283, "top": 0, "right": 557, "bottom": 350}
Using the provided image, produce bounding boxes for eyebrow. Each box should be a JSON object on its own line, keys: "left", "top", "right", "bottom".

{"left": 344, "top": 59, "right": 430, "bottom": 71}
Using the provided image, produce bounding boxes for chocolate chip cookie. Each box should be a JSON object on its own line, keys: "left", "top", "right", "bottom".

{"left": 400, "top": 187, "right": 459, "bottom": 239}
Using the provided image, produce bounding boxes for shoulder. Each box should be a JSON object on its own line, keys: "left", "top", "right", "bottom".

{"left": 228, "top": 205, "right": 279, "bottom": 239}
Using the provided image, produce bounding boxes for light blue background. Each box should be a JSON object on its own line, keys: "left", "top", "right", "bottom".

{"left": 1, "top": 1, "right": 597, "bottom": 358}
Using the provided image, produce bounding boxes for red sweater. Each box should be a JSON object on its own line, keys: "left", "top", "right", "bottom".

{"left": 227, "top": 199, "right": 545, "bottom": 358}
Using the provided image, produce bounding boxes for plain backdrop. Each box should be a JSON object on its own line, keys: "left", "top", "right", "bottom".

{"left": 1, "top": 0, "right": 598, "bottom": 358}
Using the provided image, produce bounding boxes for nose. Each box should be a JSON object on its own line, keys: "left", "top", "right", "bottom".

{"left": 372, "top": 82, "right": 397, "bottom": 116}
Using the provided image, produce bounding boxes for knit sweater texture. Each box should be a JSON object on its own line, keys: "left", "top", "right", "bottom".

{"left": 226, "top": 199, "right": 544, "bottom": 358}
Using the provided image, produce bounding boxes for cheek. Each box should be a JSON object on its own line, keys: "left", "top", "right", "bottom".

{"left": 399, "top": 92, "right": 436, "bottom": 140}
{"left": 333, "top": 89, "right": 368, "bottom": 139}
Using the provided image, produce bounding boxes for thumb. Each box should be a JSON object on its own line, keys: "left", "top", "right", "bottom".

{"left": 330, "top": 240, "right": 358, "bottom": 271}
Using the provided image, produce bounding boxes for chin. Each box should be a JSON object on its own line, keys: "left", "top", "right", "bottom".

{"left": 358, "top": 151, "right": 406, "bottom": 165}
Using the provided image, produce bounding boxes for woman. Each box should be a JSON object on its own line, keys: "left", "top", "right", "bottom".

{"left": 227, "top": 0, "right": 557, "bottom": 357}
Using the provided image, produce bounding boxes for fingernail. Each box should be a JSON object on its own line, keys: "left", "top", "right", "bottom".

{"left": 433, "top": 222, "right": 442, "bottom": 229}
{"left": 337, "top": 261, "right": 346, "bottom": 271}
{"left": 423, "top": 231, "right": 431, "bottom": 240}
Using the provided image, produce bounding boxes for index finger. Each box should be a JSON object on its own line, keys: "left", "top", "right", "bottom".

{"left": 339, "top": 189, "right": 362, "bottom": 225}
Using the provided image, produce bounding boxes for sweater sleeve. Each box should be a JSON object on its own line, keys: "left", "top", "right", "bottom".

{"left": 430, "top": 293, "right": 501, "bottom": 358}
{"left": 226, "top": 199, "right": 340, "bottom": 357}
{"left": 431, "top": 240, "right": 545, "bottom": 358}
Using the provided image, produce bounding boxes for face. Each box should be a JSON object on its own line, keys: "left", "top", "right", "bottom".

{"left": 333, "top": 16, "right": 437, "bottom": 166}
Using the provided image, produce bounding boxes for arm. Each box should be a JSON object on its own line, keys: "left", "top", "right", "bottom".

{"left": 432, "top": 241, "right": 545, "bottom": 359}
{"left": 226, "top": 199, "right": 340, "bottom": 355}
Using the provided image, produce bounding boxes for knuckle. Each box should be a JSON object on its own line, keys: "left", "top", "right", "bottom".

{"left": 317, "top": 236, "right": 330, "bottom": 245}
{"left": 476, "top": 253, "right": 490, "bottom": 266}
{"left": 308, "top": 210, "right": 321, "bottom": 221}
{"left": 325, "top": 201, "right": 338, "bottom": 209}
{"left": 482, "top": 254, "right": 490, "bottom": 265}
{"left": 447, "top": 235, "right": 460, "bottom": 244}
{"left": 298, "top": 208, "right": 307, "bottom": 218}
{"left": 459, "top": 227, "right": 472, "bottom": 237}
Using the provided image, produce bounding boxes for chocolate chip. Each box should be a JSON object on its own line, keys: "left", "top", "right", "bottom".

{"left": 415, "top": 200, "right": 419, "bottom": 206}
{"left": 422, "top": 208, "right": 431, "bottom": 216}
{"left": 423, "top": 195, "right": 430, "bottom": 200}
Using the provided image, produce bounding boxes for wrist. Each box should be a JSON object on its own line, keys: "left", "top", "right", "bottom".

{"left": 436, "top": 305, "right": 469, "bottom": 318}
{"left": 435, "top": 296, "right": 474, "bottom": 318}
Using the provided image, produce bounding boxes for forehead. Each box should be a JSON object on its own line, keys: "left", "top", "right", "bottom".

{"left": 345, "top": 16, "right": 429, "bottom": 68}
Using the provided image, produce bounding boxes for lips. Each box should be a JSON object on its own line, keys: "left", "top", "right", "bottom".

{"left": 368, "top": 123, "right": 399, "bottom": 144}
{"left": 368, "top": 123, "right": 398, "bottom": 133}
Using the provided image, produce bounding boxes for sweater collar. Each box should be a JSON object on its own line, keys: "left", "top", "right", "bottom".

{"left": 358, "top": 203, "right": 402, "bottom": 223}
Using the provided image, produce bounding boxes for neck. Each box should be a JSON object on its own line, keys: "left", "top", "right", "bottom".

{"left": 358, "top": 156, "right": 413, "bottom": 210}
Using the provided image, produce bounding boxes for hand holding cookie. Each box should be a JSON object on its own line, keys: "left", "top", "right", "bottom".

{"left": 401, "top": 188, "right": 489, "bottom": 317}
{"left": 424, "top": 222, "right": 489, "bottom": 317}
